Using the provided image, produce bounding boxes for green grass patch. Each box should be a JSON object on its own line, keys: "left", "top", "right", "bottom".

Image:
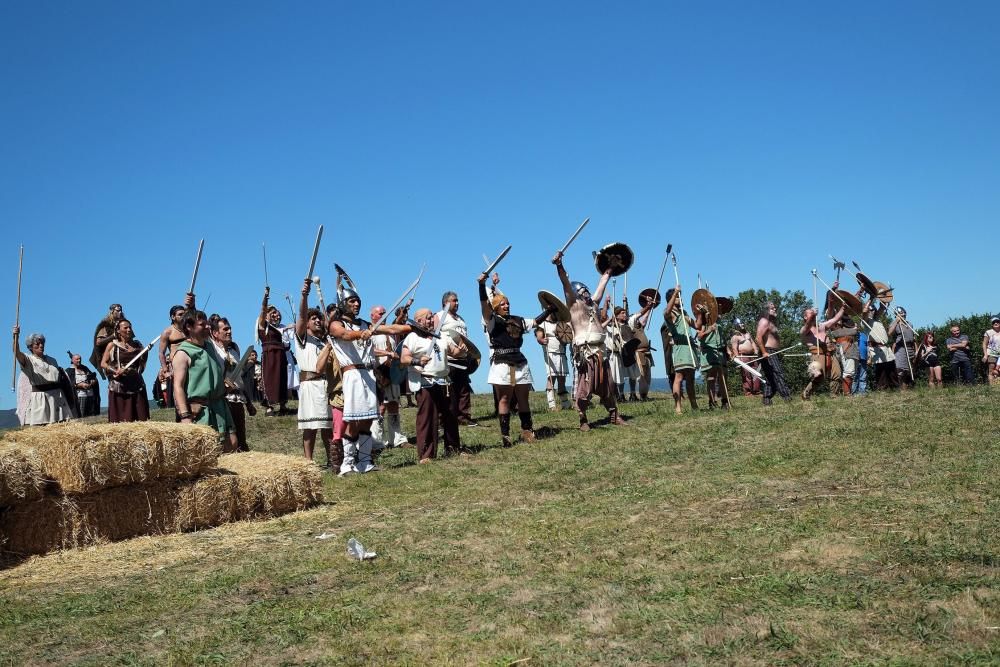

{"left": 1, "top": 387, "right": 998, "bottom": 664}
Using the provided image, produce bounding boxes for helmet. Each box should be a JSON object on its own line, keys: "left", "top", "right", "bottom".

{"left": 338, "top": 286, "right": 360, "bottom": 303}
{"left": 570, "top": 281, "right": 590, "bottom": 297}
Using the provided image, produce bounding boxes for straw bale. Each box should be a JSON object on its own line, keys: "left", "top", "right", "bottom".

{"left": 0, "top": 444, "right": 46, "bottom": 506}
{"left": 217, "top": 452, "right": 324, "bottom": 518}
{"left": 0, "top": 421, "right": 220, "bottom": 495}
{"left": 175, "top": 472, "right": 239, "bottom": 531}
{"left": 0, "top": 453, "right": 323, "bottom": 561}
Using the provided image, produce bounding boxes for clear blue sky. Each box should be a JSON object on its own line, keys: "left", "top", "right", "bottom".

{"left": 3, "top": 1, "right": 999, "bottom": 408}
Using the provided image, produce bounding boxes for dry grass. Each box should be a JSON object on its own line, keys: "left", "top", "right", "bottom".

{"left": 0, "top": 443, "right": 46, "bottom": 506}
{"left": 0, "top": 421, "right": 220, "bottom": 495}
{"left": 216, "top": 452, "right": 324, "bottom": 518}
{"left": 0, "top": 452, "right": 323, "bottom": 561}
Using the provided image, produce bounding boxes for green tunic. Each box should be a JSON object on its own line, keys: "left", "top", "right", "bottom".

{"left": 178, "top": 341, "right": 232, "bottom": 435}
{"left": 699, "top": 327, "right": 725, "bottom": 370}
{"left": 664, "top": 315, "right": 697, "bottom": 371}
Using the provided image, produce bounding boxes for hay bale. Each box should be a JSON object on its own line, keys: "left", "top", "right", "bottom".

{"left": 0, "top": 444, "right": 46, "bottom": 506}
{"left": 175, "top": 472, "right": 239, "bottom": 531}
{"left": 217, "top": 452, "right": 324, "bottom": 518}
{"left": 0, "top": 453, "right": 323, "bottom": 560}
{"left": 0, "top": 483, "right": 180, "bottom": 557}
{"left": 1, "top": 422, "right": 220, "bottom": 495}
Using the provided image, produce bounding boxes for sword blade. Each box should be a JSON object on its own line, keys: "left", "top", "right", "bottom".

{"left": 558, "top": 217, "right": 590, "bottom": 254}
{"left": 306, "top": 225, "right": 324, "bottom": 280}
{"left": 188, "top": 239, "right": 204, "bottom": 294}
{"left": 263, "top": 243, "right": 270, "bottom": 288}
{"left": 483, "top": 244, "right": 512, "bottom": 276}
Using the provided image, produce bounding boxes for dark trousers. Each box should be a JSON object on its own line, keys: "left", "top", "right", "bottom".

{"left": 952, "top": 359, "right": 974, "bottom": 384}
{"left": 741, "top": 366, "right": 762, "bottom": 395}
{"left": 449, "top": 367, "right": 472, "bottom": 421}
{"left": 416, "top": 384, "right": 460, "bottom": 460}
{"left": 228, "top": 401, "right": 249, "bottom": 451}
{"left": 874, "top": 362, "right": 898, "bottom": 390}
{"left": 761, "top": 353, "right": 790, "bottom": 404}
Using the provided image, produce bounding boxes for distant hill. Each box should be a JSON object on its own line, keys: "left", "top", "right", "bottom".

{"left": 0, "top": 409, "right": 20, "bottom": 430}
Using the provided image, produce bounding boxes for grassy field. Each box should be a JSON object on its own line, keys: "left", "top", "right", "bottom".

{"left": 1, "top": 387, "right": 998, "bottom": 665}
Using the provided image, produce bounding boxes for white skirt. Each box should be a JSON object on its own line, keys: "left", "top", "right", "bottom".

{"left": 342, "top": 369, "right": 379, "bottom": 421}
{"left": 544, "top": 350, "right": 568, "bottom": 377}
{"left": 487, "top": 361, "right": 534, "bottom": 386}
{"left": 297, "top": 379, "right": 332, "bottom": 430}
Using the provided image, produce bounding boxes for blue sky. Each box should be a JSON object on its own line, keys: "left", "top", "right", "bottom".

{"left": 2, "top": 1, "right": 999, "bottom": 408}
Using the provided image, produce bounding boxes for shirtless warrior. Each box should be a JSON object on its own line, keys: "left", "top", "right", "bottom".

{"left": 729, "top": 317, "right": 761, "bottom": 396}
{"left": 756, "top": 302, "right": 791, "bottom": 405}
{"left": 553, "top": 250, "right": 627, "bottom": 431}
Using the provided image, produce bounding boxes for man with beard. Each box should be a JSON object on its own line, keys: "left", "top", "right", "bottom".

{"left": 552, "top": 250, "right": 626, "bottom": 431}
{"left": 729, "top": 318, "right": 761, "bottom": 396}
{"left": 756, "top": 302, "right": 792, "bottom": 405}
{"left": 434, "top": 290, "right": 477, "bottom": 426}
{"left": 400, "top": 307, "right": 465, "bottom": 462}
{"left": 328, "top": 283, "right": 410, "bottom": 476}
{"left": 172, "top": 309, "right": 234, "bottom": 447}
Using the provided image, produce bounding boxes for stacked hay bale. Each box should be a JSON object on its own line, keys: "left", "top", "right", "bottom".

{"left": 0, "top": 422, "right": 323, "bottom": 561}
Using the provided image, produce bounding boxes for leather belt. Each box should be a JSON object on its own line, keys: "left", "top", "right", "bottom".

{"left": 299, "top": 370, "right": 324, "bottom": 382}
{"left": 341, "top": 364, "right": 364, "bottom": 372}
{"left": 31, "top": 382, "right": 61, "bottom": 393}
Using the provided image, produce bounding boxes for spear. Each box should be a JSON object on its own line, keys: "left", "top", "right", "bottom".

{"left": 11, "top": 245, "right": 23, "bottom": 391}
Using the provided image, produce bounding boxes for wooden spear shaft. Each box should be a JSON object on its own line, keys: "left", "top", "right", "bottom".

{"left": 12, "top": 245, "right": 23, "bottom": 391}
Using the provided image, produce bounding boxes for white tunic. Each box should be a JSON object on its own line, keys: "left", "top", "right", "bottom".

{"left": 485, "top": 314, "right": 534, "bottom": 386}
{"left": 539, "top": 321, "right": 568, "bottom": 377}
{"left": 293, "top": 333, "right": 332, "bottom": 430}
{"left": 332, "top": 319, "right": 379, "bottom": 421}
{"left": 19, "top": 354, "right": 72, "bottom": 426}
{"left": 401, "top": 331, "right": 451, "bottom": 393}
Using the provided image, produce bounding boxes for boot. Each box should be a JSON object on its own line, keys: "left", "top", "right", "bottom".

{"left": 339, "top": 438, "right": 358, "bottom": 476}
{"left": 560, "top": 392, "right": 572, "bottom": 410}
{"left": 386, "top": 412, "right": 409, "bottom": 447}
{"left": 356, "top": 435, "right": 378, "bottom": 473}
{"left": 499, "top": 413, "right": 513, "bottom": 447}
{"left": 370, "top": 416, "right": 385, "bottom": 447}
{"left": 518, "top": 412, "right": 535, "bottom": 443}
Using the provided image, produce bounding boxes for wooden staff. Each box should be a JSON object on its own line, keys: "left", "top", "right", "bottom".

{"left": 12, "top": 245, "right": 23, "bottom": 391}
{"left": 669, "top": 245, "right": 695, "bottom": 369}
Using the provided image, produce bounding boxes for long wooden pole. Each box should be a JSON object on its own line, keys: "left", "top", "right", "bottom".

{"left": 12, "top": 245, "right": 23, "bottom": 391}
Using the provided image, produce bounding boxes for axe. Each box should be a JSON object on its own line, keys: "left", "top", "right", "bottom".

{"left": 829, "top": 255, "right": 846, "bottom": 282}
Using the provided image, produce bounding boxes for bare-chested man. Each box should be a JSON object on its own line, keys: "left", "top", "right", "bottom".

{"left": 158, "top": 293, "right": 195, "bottom": 411}
{"left": 799, "top": 300, "right": 845, "bottom": 399}
{"left": 553, "top": 250, "right": 626, "bottom": 431}
{"left": 756, "top": 302, "right": 791, "bottom": 405}
{"left": 729, "top": 317, "right": 761, "bottom": 396}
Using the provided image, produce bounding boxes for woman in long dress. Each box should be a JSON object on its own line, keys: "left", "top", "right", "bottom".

{"left": 101, "top": 319, "right": 150, "bottom": 423}
{"left": 12, "top": 326, "right": 72, "bottom": 426}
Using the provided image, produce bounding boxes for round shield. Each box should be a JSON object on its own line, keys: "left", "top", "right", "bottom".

{"left": 873, "top": 281, "right": 894, "bottom": 305}
{"left": 690, "top": 288, "right": 719, "bottom": 327}
{"left": 855, "top": 272, "right": 878, "bottom": 299}
{"left": 593, "top": 242, "right": 634, "bottom": 277}
{"left": 638, "top": 288, "right": 661, "bottom": 309}
{"left": 833, "top": 290, "right": 863, "bottom": 316}
{"left": 449, "top": 333, "right": 481, "bottom": 375}
{"left": 554, "top": 322, "right": 574, "bottom": 344}
{"left": 536, "top": 290, "right": 571, "bottom": 323}
{"left": 622, "top": 338, "right": 640, "bottom": 367}
{"left": 717, "top": 296, "right": 734, "bottom": 315}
